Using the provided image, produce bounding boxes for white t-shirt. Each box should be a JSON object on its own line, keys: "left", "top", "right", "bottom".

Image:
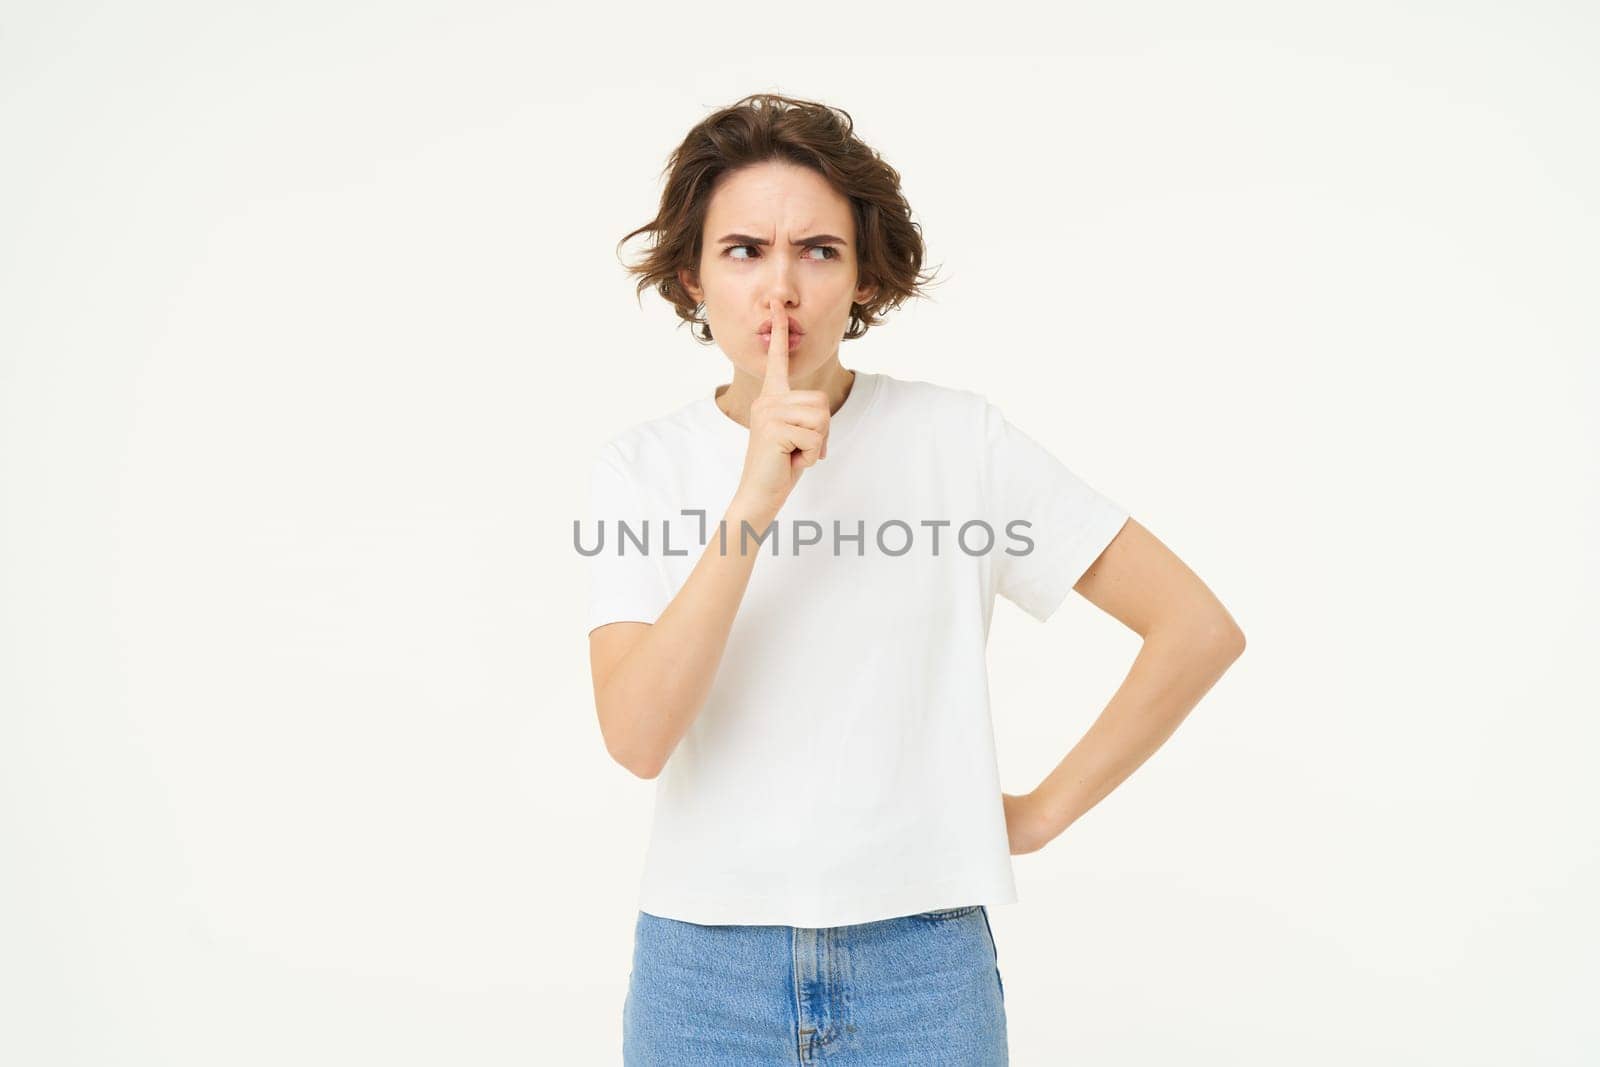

{"left": 585, "top": 369, "right": 1129, "bottom": 928}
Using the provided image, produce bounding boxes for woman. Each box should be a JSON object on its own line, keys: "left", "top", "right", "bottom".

{"left": 587, "top": 93, "right": 1246, "bottom": 1065}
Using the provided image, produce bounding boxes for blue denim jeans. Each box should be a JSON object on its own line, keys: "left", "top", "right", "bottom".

{"left": 623, "top": 904, "right": 1008, "bottom": 1065}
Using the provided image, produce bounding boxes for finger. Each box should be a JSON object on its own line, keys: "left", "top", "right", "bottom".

{"left": 773, "top": 404, "right": 827, "bottom": 433}
{"left": 778, "top": 424, "right": 822, "bottom": 461}
{"left": 794, "top": 437, "right": 820, "bottom": 469}
{"left": 761, "top": 297, "right": 789, "bottom": 397}
{"left": 787, "top": 420, "right": 827, "bottom": 462}
{"left": 779, "top": 393, "right": 828, "bottom": 458}
{"left": 770, "top": 406, "right": 829, "bottom": 462}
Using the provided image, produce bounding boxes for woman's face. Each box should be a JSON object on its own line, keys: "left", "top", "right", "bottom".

{"left": 679, "top": 161, "right": 877, "bottom": 380}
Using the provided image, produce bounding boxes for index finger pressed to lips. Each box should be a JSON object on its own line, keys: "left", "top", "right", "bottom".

{"left": 761, "top": 298, "right": 789, "bottom": 396}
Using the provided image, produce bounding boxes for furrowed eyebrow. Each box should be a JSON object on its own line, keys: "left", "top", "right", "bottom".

{"left": 716, "top": 233, "right": 848, "bottom": 247}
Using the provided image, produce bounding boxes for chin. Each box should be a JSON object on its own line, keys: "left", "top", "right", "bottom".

{"left": 743, "top": 350, "right": 807, "bottom": 371}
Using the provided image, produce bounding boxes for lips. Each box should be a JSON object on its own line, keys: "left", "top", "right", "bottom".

{"left": 757, "top": 318, "right": 805, "bottom": 337}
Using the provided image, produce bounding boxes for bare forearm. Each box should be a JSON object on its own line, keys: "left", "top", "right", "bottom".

{"left": 598, "top": 495, "right": 777, "bottom": 778}
{"left": 1032, "top": 620, "right": 1245, "bottom": 835}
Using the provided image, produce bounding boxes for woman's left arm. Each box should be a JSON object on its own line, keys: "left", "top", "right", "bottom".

{"left": 1003, "top": 517, "right": 1247, "bottom": 855}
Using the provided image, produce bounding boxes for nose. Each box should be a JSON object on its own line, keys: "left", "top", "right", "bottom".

{"left": 763, "top": 260, "right": 800, "bottom": 311}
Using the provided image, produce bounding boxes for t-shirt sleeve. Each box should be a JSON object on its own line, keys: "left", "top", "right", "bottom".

{"left": 586, "top": 445, "right": 672, "bottom": 633}
{"left": 984, "top": 400, "right": 1130, "bottom": 622}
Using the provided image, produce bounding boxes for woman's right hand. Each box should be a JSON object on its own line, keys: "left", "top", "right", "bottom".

{"left": 733, "top": 297, "right": 831, "bottom": 520}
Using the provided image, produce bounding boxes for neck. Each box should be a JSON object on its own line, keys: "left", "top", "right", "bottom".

{"left": 715, "top": 358, "right": 856, "bottom": 429}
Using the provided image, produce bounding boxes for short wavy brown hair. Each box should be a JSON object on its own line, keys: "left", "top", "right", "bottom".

{"left": 617, "top": 92, "right": 941, "bottom": 344}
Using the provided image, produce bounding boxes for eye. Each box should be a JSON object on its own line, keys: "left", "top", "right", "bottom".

{"left": 724, "top": 245, "right": 840, "bottom": 261}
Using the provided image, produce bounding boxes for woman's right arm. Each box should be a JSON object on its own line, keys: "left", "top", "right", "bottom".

{"left": 589, "top": 493, "right": 778, "bottom": 779}
{"left": 590, "top": 299, "right": 824, "bottom": 779}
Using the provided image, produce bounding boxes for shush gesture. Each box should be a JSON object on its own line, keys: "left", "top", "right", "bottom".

{"left": 734, "top": 297, "right": 833, "bottom": 520}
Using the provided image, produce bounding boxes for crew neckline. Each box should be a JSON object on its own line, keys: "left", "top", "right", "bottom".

{"left": 697, "top": 369, "right": 883, "bottom": 450}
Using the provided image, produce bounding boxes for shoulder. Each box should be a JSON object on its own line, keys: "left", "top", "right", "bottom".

{"left": 592, "top": 394, "right": 707, "bottom": 473}
{"left": 871, "top": 372, "right": 994, "bottom": 425}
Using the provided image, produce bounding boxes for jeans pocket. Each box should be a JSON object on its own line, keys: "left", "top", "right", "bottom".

{"left": 913, "top": 904, "right": 982, "bottom": 921}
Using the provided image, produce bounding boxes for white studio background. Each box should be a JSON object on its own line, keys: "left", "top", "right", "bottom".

{"left": 3, "top": 4, "right": 1596, "bottom": 1065}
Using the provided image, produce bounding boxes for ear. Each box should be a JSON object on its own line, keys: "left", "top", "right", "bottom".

{"left": 854, "top": 279, "right": 879, "bottom": 305}
{"left": 677, "top": 267, "right": 703, "bottom": 303}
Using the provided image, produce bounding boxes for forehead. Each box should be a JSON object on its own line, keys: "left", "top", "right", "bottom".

{"left": 704, "top": 162, "right": 851, "bottom": 230}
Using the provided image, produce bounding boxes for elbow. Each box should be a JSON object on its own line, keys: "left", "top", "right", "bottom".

{"left": 1172, "top": 611, "right": 1243, "bottom": 664}
{"left": 1212, "top": 620, "right": 1246, "bottom": 663}
{"left": 1160, "top": 613, "right": 1244, "bottom": 661}
{"left": 601, "top": 717, "right": 663, "bottom": 780}
{"left": 612, "top": 745, "right": 662, "bottom": 781}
